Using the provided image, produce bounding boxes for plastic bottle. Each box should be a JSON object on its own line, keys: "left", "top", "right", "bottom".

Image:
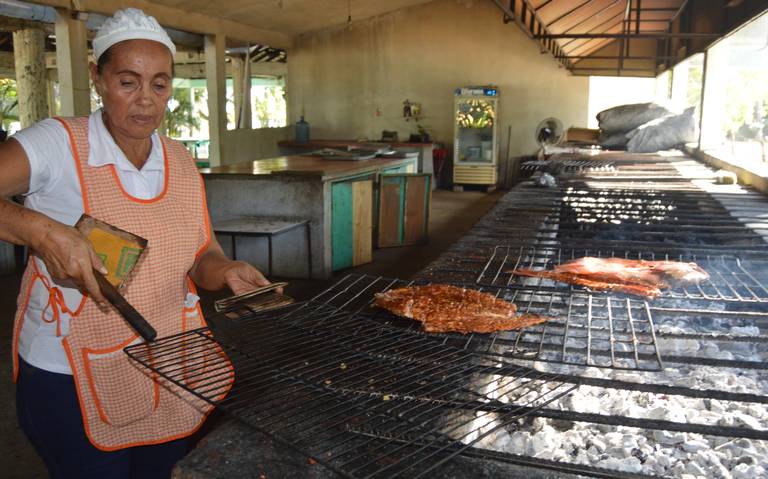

{"left": 295, "top": 116, "right": 310, "bottom": 142}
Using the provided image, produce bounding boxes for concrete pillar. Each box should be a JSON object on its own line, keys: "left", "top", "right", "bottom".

{"left": 231, "top": 56, "right": 243, "bottom": 129}
{"left": 54, "top": 9, "right": 91, "bottom": 117}
{"left": 231, "top": 55, "right": 252, "bottom": 129}
{"left": 242, "top": 55, "right": 251, "bottom": 129}
{"left": 205, "top": 33, "right": 226, "bottom": 166}
{"left": 12, "top": 28, "right": 48, "bottom": 128}
{"left": 46, "top": 78, "right": 57, "bottom": 117}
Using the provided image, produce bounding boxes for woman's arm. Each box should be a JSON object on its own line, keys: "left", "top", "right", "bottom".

{"left": 189, "top": 225, "right": 271, "bottom": 294}
{"left": 0, "top": 139, "right": 108, "bottom": 304}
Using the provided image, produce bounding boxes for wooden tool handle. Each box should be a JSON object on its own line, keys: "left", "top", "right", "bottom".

{"left": 94, "top": 270, "right": 157, "bottom": 342}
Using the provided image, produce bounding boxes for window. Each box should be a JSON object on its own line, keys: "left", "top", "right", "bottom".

{"left": 225, "top": 76, "right": 287, "bottom": 130}
{"left": 670, "top": 53, "right": 704, "bottom": 115}
{"left": 655, "top": 70, "right": 672, "bottom": 106}
{"left": 700, "top": 10, "right": 768, "bottom": 168}
{"left": 0, "top": 78, "right": 20, "bottom": 134}
{"left": 167, "top": 79, "right": 208, "bottom": 140}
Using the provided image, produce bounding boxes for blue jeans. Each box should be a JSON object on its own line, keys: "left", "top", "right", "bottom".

{"left": 16, "top": 358, "right": 188, "bottom": 479}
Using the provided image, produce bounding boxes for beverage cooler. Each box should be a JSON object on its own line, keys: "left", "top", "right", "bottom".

{"left": 452, "top": 86, "right": 499, "bottom": 188}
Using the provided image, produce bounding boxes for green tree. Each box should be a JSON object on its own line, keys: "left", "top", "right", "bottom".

{"left": 253, "top": 85, "right": 286, "bottom": 128}
{"left": 164, "top": 88, "right": 200, "bottom": 138}
{"left": 0, "top": 79, "right": 19, "bottom": 131}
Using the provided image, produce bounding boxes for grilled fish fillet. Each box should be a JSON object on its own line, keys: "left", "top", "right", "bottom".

{"left": 513, "top": 257, "right": 709, "bottom": 299}
{"left": 373, "top": 284, "right": 550, "bottom": 334}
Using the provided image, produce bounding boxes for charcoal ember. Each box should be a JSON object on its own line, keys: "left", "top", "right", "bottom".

{"left": 597, "top": 456, "right": 643, "bottom": 473}
{"left": 653, "top": 430, "right": 687, "bottom": 445}
{"left": 587, "top": 437, "right": 607, "bottom": 454}
{"left": 529, "top": 425, "right": 563, "bottom": 458}
{"left": 732, "top": 463, "right": 767, "bottom": 479}
{"left": 505, "top": 431, "right": 531, "bottom": 454}
{"left": 684, "top": 460, "right": 707, "bottom": 476}
{"left": 631, "top": 447, "right": 648, "bottom": 464}
{"left": 549, "top": 419, "right": 575, "bottom": 431}
{"left": 734, "top": 455, "right": 757, "bottom": 466}
{"left": 682, "top": 439, "right": 709, "bottom": 453}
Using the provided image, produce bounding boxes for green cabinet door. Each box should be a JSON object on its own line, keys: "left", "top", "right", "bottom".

{"left": 377, "top": 173, "right": 431, "bottom": 248}
{"left": 332, "top": 179, "right": 373, "bottom": 271}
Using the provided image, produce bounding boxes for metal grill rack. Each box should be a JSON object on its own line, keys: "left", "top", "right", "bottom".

{"left": 520, "top": 159, "right": 616, "bottom": 174}
{"left": 128, "top": 154, "right": 768, "bottom": 478}
{"left": 125, "top": 301, "right": 578, "bottom": 479}
{"left": 573, "top": 155, "right": 719, "bottom": 180}
{"left": 304, "top": 275, "right": 768, "bottom": 442}
{"left": 525, "top": 153, "right": 718, "bottom": 181}
{"left": 408, "top": 166, "right": 768, "bottom": 452}
{"left": 312, "top": 274, "right": 662, "bottom": 371}
{"left": 478, "top": 246, "right": 768, "bottom": 306}
{"left": 437, "top": 182, "right": 768, "bottom": 258}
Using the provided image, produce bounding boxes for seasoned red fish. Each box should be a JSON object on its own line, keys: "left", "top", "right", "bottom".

{"left": 373, "top": 284, "right": 550, "bottom": 334}
{"left": 513, "top": 257, "right": 709, "bottom": 299}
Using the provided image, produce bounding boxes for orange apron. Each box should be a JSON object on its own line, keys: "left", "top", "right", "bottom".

{"left": 12, "top": 116, "right": 229, "bottom": 450}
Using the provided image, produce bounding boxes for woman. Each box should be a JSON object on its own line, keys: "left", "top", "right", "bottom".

{"left": 1, "top": 8, "right": 268, "bottom": 478}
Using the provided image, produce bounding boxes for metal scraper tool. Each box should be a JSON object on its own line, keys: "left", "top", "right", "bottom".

{"left": 93, "top": 269, "right": 157, "bottom": 342}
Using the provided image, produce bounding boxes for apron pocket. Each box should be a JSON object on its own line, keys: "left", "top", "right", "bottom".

{"left": 84, "top": 344, "right": 158, "bottom": 427}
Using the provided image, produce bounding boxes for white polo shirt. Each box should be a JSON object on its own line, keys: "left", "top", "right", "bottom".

{"left": 12, "top": 109, "right": 190, "bottom": 374}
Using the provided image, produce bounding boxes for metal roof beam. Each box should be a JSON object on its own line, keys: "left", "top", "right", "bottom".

{"left": 544, "top": 0, "right": 591, "bottom": 28}
{"left": 618, "top": 0, "right": 631, "bottom": 75}
{"left": 570, "top": 66, "right": 655, "bottom": 71}
{"left": 561, "top": 18, "right": 623, "bottom": 50}
{"left": 565, "top": 55, "right": 675, "bottom": 60}
{"left": 492, "top": 0, "right": 574, "bottom": 69}
{"left": 534, "top": 32, "right": 721, "bottom": 39}
{"left": 669, "top": 0, "right": 692, "bottom": 25}
{"left": 559, "top": 2, "right": 624, "bottom": 35}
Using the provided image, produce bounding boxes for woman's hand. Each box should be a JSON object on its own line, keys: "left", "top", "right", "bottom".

{"left": 190, "top": 235, "right": 277, "bottom": 295}
{"left": 220, "top": 260, "right": 273, "bottom": 295}
{"left": 31, "top": 221, "right": 108, "bottom": 305}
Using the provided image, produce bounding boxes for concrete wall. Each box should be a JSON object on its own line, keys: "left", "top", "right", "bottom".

{"left": 220, "top": 126, "right": 292, "bottom": 165}
{"left": 286, "top": 0, "right": 590, "bottom": 159}
{"left": 204, "top": 175, "right": 326, "bottom": 278}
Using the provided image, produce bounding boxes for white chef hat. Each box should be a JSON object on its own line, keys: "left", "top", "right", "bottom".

{"left": 92, "top": 8, "right": 176, "bottom": 62}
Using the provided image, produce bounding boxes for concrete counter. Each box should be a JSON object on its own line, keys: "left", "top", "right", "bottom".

{"left": 202, "top": 155, "right": 416, "bottom": 181}
{"left": 202, "top": 155, "right": 417, "bottom": 279}
{"left": 278, "top": 139, "right": 437, "bottom": 179}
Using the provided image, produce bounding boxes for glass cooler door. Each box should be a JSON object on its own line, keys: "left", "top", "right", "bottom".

{"left": 455, "top": 98, "right": 496, "bottom": 164}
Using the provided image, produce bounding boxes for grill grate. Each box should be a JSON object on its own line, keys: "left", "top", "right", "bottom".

{"left": 125, "top": 299, "right": 577, "bottom": 479}
{"left": 478, "top": 246, "right": 768, "bottom": 306}
{"left": 520, "top": 159, "right": 616, "bottom": 173}
{"left": 312, "top": 274, "right": 663, "bottom": 371}
{"left": 482, "top": 187, "right": 768, "bottom": 249}
{"left": 437, "top": 182, "right": 768, "bottom": 259}
{"left": 304, "top": 276, "right": 768, "bottom": 442}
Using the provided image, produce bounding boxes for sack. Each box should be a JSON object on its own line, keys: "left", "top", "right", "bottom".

{"left": 626, "top": 107, "right": 697, "bottom": 153}
{"left": 597, "top": 103, "right": 672, "bottom": 133}
{"left": 598, "top": 130, "right": 629, "bottom": 150}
